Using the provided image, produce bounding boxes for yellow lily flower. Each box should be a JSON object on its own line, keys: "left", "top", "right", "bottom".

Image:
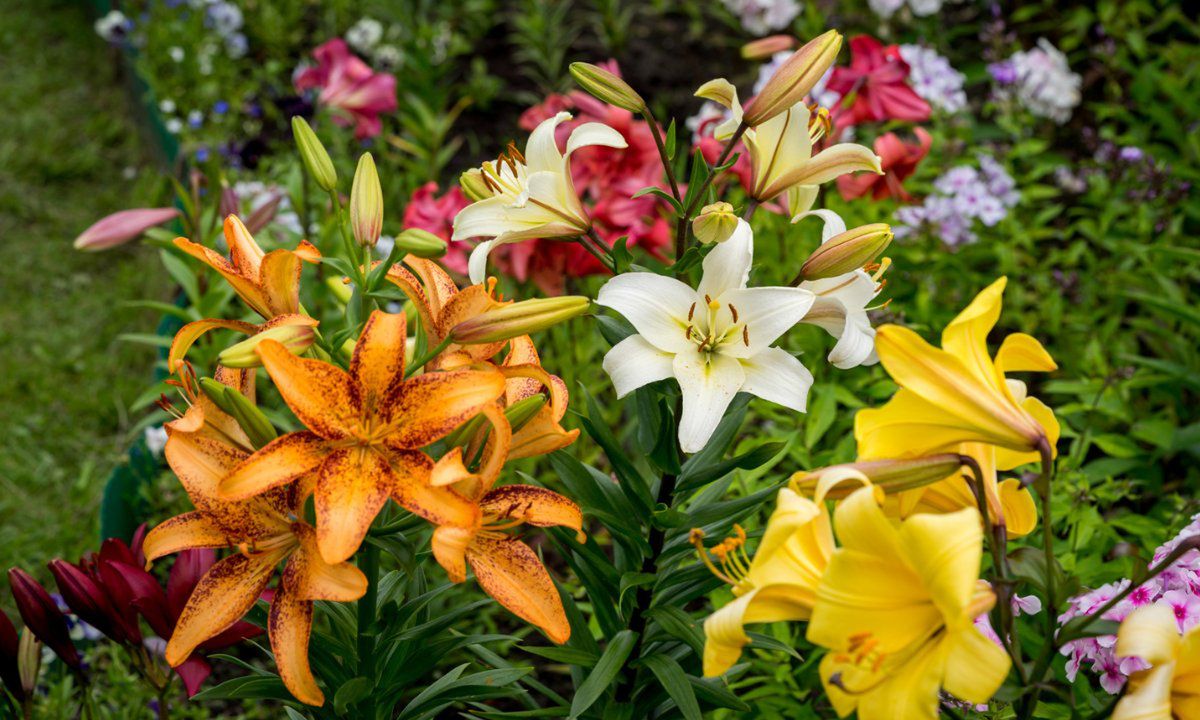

{"left": 168, "top": 215, "right": 321, "bottom": 372}
{"left": 218, "top": 310, "right": 508, "bottom": 564}
{"left": 387, "top": 258, "right": 579, "bottom": 459}
{"left": 1114, "top": 603, "right": 1200, "bottom": 719}
{"left": 431, "top": 483, "right": 584, "bottom": 644}
{"left": 695, "top": 81, "right": 881, "bottom": 202}
{"left": 855, "top": 277, "right": 1059, "bottom": 536}
{"left": 144, "top": 368, "right": 365, "bottom": 706}
{"left": 698, "top": 477, "right": 840, "bottom": 677}
{"left": 806, "top": 487, "right": 1010, "bottom": 719}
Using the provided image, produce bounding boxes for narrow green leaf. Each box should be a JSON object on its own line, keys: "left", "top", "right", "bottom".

{"left": 568, "top": 630, "right": 638, "bottom": 718}
{"left": 640, "top": 654, "right": 702, "bottom": 720}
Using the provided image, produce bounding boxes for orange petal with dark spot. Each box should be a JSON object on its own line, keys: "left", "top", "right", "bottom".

{"left": 388, "top": 449, "right": 480, "bottom": 528}
{"left": 174, "top": 237, "right": 271, "bottom": 318}
{"left": 313, "top": 448, "right": 394, "bottom": 564}
{"left": 220, "top": 431, "right": 327, "bottom": 500}
{"left": 290, "top": 524, "right": 368, "bottom": 601}
{"left": 257, "top": 342, "right": 359, "bottom": 439}
{"left": 383, "top": 369, "right": 505, "bottom": 449}
{"left": 142, "top": 512, "right": 230, "bottom": 563}
{"left": 168, "top": 318, "right": 257, "bottom": 373}
{"left": 480, "top": 485, "right": 583, "bottom": 534}
{"left": 467, "top": 536, "right": 570, "bottom": 644}
{"left": 351, "top": 311, "right": 408, "bottom": 406}
{"left": 431, "top": 525, "right": 476, "bottom": 583}
{"left": 268, "top": 569, "right": 323, "bottom": 705}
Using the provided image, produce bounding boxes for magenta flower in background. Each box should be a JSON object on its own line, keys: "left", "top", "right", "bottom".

{"left": 73, "top": 207, "right": 180, "bottom": 251}
{"left": 295, "top": 38, "right": 397, "bottom": 140}
{"left": 402, "top": 182, "right": 472, "bottom": 274}
{"left": 827, "top": 35, "right": 931, "bottom": 128}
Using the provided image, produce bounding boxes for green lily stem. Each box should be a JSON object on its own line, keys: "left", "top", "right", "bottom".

{"left": 328, "top": 189, "right": 375, "bottom": 326}
{"left": 673, "top": 121, "right": 749, "bottom": 264}
{"left": 357, "top": 537, "right": 379, "bottom": 719}
{"left": 742, "top": 199, "right": 759, "bottom": 221}
{"left": 156, "top": 682, "right": 172, "bottom": 720}
{"left": 581, "top": 229, "right": 618, "bottom": 273}
{"left": 1018, "top": 440, "right": 1059, "bottom": 719}
{"left": 405, "top": 335, "right": 454, "bottom": 377}
{"left": 75, "top": 671, "right": 95, "bottom": 720}
{"left": 642, "top": 106, "right": 680, "bottom": 201}
{"left": 961, "top": 455, "right": 1027, "bottom": 685}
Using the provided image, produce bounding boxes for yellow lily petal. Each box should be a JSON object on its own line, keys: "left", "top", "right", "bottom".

{"left": 896, "top": 508, "right": 982, "bottom": 621}
{"left": 166, "top": 550, "right": 284, "bottom": 666}
{"left": 703, "top": 585, "right": 815, "bottom": 677}
{"left": 313, "top": 448, "right": 394, "bottom": 564}
{"left": 467, "top": 536, "right": 570, "bottom": 644}
{"left": 941, "top": 621, "right": 1011, "bottom": 704}
{"left": 168, "top": 318, "right": 257, "bottom": 373}
{"left": 1115, "top": 663, "right": 1177, "bottom": 720}
{"left": 1118, "top": 604, "right": 1181, "bottom": 666}
{"left": 940, "top": 277, "right": 1007, "bottom": 392}
{"left": 853, "top": 640, "right": 947, "bottom": 720}
{"left": 999, "top": 478, "right": 1037, "bottom": 537}
{"left": 995, "top": 332, "right": 1058, "bottom": 374}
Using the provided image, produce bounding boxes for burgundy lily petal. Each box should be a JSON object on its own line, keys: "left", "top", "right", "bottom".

{"left": 8, "top": 568, "right": 81, "bottom": 670}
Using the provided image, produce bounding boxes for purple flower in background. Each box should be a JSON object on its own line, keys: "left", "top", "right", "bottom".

{"left": 195, "top": 146, "right": 210, "bottom": 163}
{"left": 212, "top": 100, "right": 230, "bottom": 115}
{"left": 898, "top": 44, "right": 967, "bottom": 113}
{"left": 1118, "top": 146, "right": 1144, "bottom": 162}
{"left": 988, "top": 60, "right": 1018, "bottom": 85}
{"left": 894, "top": 155, "right": 1019, "bottom": 248}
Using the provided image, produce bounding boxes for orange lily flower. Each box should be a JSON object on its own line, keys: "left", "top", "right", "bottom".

{"left": 169, "top": 215, "right": 321, "bottom": 372}
{"left": 143, "top": 368, "right": 365, "bottom": 706}
{"left": 431, "top": 481, "right": 584, "bottom": 644}
{"left": 219, "top": 310, "right": 507, "bottom": 564}
{"left": 387, "top": 257, "right": 578, "bottom": 458}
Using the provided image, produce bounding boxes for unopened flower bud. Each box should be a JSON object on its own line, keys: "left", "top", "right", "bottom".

{"left": 741, "top": 35, "right": 797, "bottom": 61}
{"left": 459, "top": 168, "right": 491, "bottom": 202}
{"left": 394, "top": 228, "right": 447, "bottom": 258}
{"left": 218, "top": 183, "right": 239, "bottom": 219}
{"left": 351, "top": 153, "right": 383, "bottom": 248}
{"left": 74, "top": 208, "right": 180, "bottom": 251}
{"left": 17, "top": 629, "right": 40, "bottom": 698}
{"left": 450, "top": 297, "right": 590, "bottom": 345}
{"left": 692, "top": 202, "right": 739, "bottom": 244}
{"left": 7, "top": 568, "right": 81, "bottom": 670}
{"left": 800, "top": 223, "right": 893, "bottom": 280}
{"left": 0, "top": 610, "right": 24, "bottom": 701}
{"left": 291, "top": 116, "right": 337, "bottom": 192}
{"left": 569, "top": 62, "right": 646, "bottom": 113}
{"left": 198, "top": 379, "right": 278, "bottom": 449}
{"left": 745, "top": 29, "right": 842, "bottom": 126}
{"left": 505, "top": 394, "right": 548, "bottom": 433}
{"left": 47, "top": 561, "right": 119, "bottom": 644}
{"left": 790, "top": 455, "right": 965, "bottom": 499}
{"left": 218, "top": 322, "right": 316, "bottom": 368}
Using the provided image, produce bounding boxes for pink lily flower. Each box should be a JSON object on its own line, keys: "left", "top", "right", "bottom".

{"left": 295, "top": 39, "right": 397, "bottom": 140}
{"left": 828, "top": 35, "right": 931, "bottom": 128}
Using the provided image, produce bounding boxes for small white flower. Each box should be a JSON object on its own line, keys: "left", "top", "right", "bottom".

{"left": 346, "top": 18, "right": 384, "bottom": 52}
{"left": 158, "top": 99, "right": 176, "bottom": 114}
{"left": 597, "top": 220, "right": 816, "bottom": 453}
{"left": 1009, "top": 39, "right": 1081, "bottom": 124}
{"left": 168, "top": 46, "right": 185, "bottom": 63}
{"left": 94, "top": 10, "right": 130, "bottom": 43}
{"left": 907, "top": 0, "right": 943, "bottom": 16}
{"left": 721, "top": 0, "right": 802, "bottom": 36}
{"left": 868, "top": 0, "right": 905, "bottom": 17}
{"left": 165, "top": 118, "right": 184, "bottom": 134}
{"left": 374, "top": 44, "right": 402, "bottom": 72}
{"left": 144, "top": 426, "right": 168, "bottom": 456}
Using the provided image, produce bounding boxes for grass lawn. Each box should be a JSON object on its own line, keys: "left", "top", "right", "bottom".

{"left": 0, "top": 0, "right": 171, "bottom": 578}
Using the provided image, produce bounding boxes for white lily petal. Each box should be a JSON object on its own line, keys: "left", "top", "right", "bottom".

{"left": 698, "top": 219, "right": 754, "bottom": 300}
{"left": 565, "top": 122, "right": 628, "bottom": 157}
{"left": 525, "top": 111, "right": 571, "bottom": 174}
{"left": 467, "top": 239, "right": 498, "bottom": 285}
{"left": 452, "top": 195, "right": 511, "bottom": 241}
{"left": 525, "top": 171, "right": 587, "bottom": 231}
{"left": 673, "top": 347, "right": 745, "bottom": 454}
{"left": 695, "top": 78, "right": 738, "bottom": 110}
{"left": 602, "top": 335, "right": 676, "bottom": 397}
{"left": 749, "top": 104, "right": 812, "bottom": 199}
{"left": 740, "top": 346, "right": 813, "bottom": 413}
{"left": 596, "top": 273, "right": 698, "bottom": 354}
{"left": 792, "top": 208, "right": 848, "bottom": 243}
{"left": 717, "top": 286, "right": 814, "bottom": 359}
{"left": 787, "top": 185, "right": 819, "bottom": 221}
{"left": 826, "top": 313, "right": 877, "bottom": 369}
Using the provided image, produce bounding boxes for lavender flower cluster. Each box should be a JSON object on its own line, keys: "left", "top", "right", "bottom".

{"left": 720, "top": 0, "right": 801, "bottom": 36}
{"left": 1057, "top": 514, "right": 1200, "bottom": 694}
{"left": 897, "top": 44, "right": 967, "bottom": 114}
{"left": 893, "top": 155, "right": 1020, "bottom": 248}
{"left": 868, "top": 0, "right": 946, "bottom": 19}
{"left": 989, "top": 38, "right": 1081, "bottom": 124}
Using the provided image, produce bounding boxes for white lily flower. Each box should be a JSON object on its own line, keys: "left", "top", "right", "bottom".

{"left": 695, "top": 79, "right": 881, "bottom": 202}
{"left": 452, "top": 111, "right": 627, "bottom": 283}
{"left": 597, "top": 220, "right": 816, "bottom": 453}
{"left": 794, "top": 208, "right": 888, "bottom": 369}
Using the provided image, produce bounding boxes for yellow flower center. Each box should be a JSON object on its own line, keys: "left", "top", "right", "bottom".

{"left": 683, "top": 298, "right": 749, "bottom": 355}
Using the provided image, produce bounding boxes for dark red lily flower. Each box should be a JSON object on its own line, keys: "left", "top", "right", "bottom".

{"left": 838, "top": 128, "right": 932, "bottom": 202}
{"left": 106, "top": 539, "right": 261, "bottom": 697}
{"left": 48, "top": 561, "right": 128, "bottom": 645}
{"left": 7, "top": 568, "right": 81, "bottom": 671}
{"left": 827, "top": 35, "right": 930, "bottom": 128}
{"left": 0, "top": 609, "right": 24, "bottom": 701}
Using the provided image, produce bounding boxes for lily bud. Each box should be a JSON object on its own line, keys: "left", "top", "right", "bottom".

{"left": 198, "top": 379, "right": 278, "bottom": 449}
{"left": 0, "top": 610, "right": 23, "bottom": 701}
{"left": 790, "top": 455, "right": 965, "bottom": 499}
{"left": 450, "top": 297, "right": 591, "bottom": 345}
{"left": 291, "top": 116, "right": 338, "bottom": 192}
{"left": 744, "top": 29, "right": 842, "bottom": 127}
{"left": 47, "top": 561, "right": 119, "bottom": 644}
{"left": 568, "top": 62, "right": 646, "bottom": 113}
{"left": 394, "top": 228, "right": 447, "bottom": 258}
{"left": 505, "top": 394, "right": 548, "bottom": 433}
{"left": 459, "top": 168, "right": 491, "bottom": 202}
{"left": 351, "top": 152, "right": 383, "bottom": 248}
{"left": 325, "top": 276, "right": 354, "bottom": 305}
{"left": 217, "top": 323, "right": 316, "bottom": 368}
{"left": 7, "top": 568, "right": 81, "bottom": 670}
{"left": 74, "top": 207, "right": 180, "bottom": 251}
{"left": 17, "top": 629, "right": 39, "bottom": 699}
{"left": 800, "top": 223, "right": 893, "bottom": 280}
{"left": 218, "top": 183, "right": 239, "bottom": 219}
{"left": 692, "top": 202, "right": 739, "bottom": 244}
{"left": 741, "top": 35, "right": 797, "bottom": 61}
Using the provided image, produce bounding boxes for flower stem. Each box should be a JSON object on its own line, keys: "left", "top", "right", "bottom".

{"left": 357, "top": 537, "right": 379, "bottom": 719}
{"left": 578, "top": 231, "right": 617, "bottom": 274}
{"left": 673, "top": 122, "right": 748, "bottom": 264}
{"left": 642, "top": 106, "right": 680, "bottom": 201}
{"left": 1018, "top": 441, "right": 1059, "bottom": 718}
{"left": 404, "top": 335, "right": 454, "bottom": 377}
